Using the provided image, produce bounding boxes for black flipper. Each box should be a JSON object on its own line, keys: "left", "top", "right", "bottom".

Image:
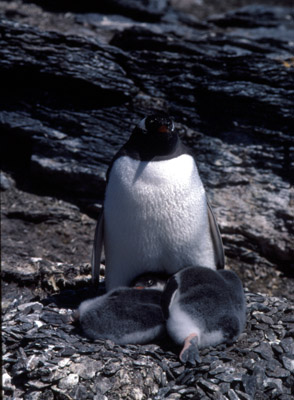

{"left": 91, "top": 209, "right": 104, "bottom": 285}
{"left": 161, "top": 275, "right": 179, "bottom": 320}
{"left": 206, "top": 198, "right": 225, "bottom": 269}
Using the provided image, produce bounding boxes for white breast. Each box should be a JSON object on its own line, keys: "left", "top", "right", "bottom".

{"left": 104, "top": 154, "right": 215, "bottom": 291}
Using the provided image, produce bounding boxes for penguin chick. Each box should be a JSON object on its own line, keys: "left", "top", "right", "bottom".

{"left": 78, "top": 282, "right": 165, "bottom": 345}
{"left": 92, "top": 113, "right": 225, "bottom": 290}
{"left": 162, "top": 266, "right": 246, "bottom": 365}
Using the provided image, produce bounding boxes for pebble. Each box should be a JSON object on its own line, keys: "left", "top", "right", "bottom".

{"left": 198, "top": 377, "right": 220, "bottom": 393}
{"left": 282, "top": 356, "right": 294, "bottom": 372}
{"left": 252, "top": 312, "right": 274, "bottom": 325}
{"left": 235, "top": 389, "right": 252, "bottom": 400}
{"left": 17, "top": 302, "right": 43, "bottom": 314}
{"left": 209, "top": 362, "right": 227, "bottom": 376}
{"left": 2, "top": 371, "right": 14, "bottom": 390}
{"left": 264, "top": 376, "right": 284, "bottom": 394}
{"left": 252, "top": 341, "right": 274, "bottom": 360}
{"left": 58, "top": 373, "right": 79, "bottom": 390}
{"left": 281, "top": 337, "right": 294, "bottom": 354}
{"left": 241, "top": 374, "right": 257, "bottom": 397}
{"left": 271, "top": 343, "right": 284, "bottom": 356}
{"left": 227, "top": 388, "right": 241, "bottom": 400}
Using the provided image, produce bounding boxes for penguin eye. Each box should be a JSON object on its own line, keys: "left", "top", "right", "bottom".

{"left": 170, "top": 121, "right": 175, "bottom": 132}
{"left": 147, "top": 279, "right": 154, "bottom": 287}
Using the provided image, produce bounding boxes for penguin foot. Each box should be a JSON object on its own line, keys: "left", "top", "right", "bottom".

{"left": 179, "top": 333, "right": 201, "bottom": 366}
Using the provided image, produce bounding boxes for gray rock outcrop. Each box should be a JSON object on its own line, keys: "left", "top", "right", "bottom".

{"left": 1, "top": 4, "right": 293, "bottom": 283}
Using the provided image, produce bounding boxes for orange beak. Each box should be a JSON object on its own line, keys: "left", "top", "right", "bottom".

{"left": 158, "top": 125, "right": 168, "bottom": 133}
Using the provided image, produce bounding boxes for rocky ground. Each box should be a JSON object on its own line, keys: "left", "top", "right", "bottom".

{"left": 2, "top": 282, "right": 294, "bottom": 399}
{"left": 1, "top": 0, "right": 294, "bottom": 399}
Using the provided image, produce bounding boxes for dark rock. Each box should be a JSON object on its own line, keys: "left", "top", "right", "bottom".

{"left": 177, "top": 369, "right": 197, "bottom": 385}
{"left": 0, "top": 171, "right": 15, "bottom": 190}
{"left": 280, "top": 337, "right": 294, "bottom": 354}
{"left": 283, "top": 315, "right": 294, "bottom": 323}
{"left": 0, "top": 18, "right": 137, "bottom": 198}
{"left": 266, "top": 359, "right": 291, "bottom": 378}
{"left": 272, "top": 343, "right": 284, "bottom": 356}
{"left": 252, "top": 364, "right": 267, "bottom": 390}
{"left": 209, "top": 5, "right": 293, "bottom": 31}
{"left": 219, "top": 382, "right": 231, "bottom": 394}
{"left": 235, "top": 390, "right": 252, "bottom": 400}
{"left": 26, "top": 0, "right": 168, "bottom": 21}
{"left": 267, "top": 366, "right": 290, "bottom": 378}
{"left": 209, "top": 361, "right": 227, "bottom": 376}
{"left": 241, "top": 374, "right": 257, "bottom": 397}
{"left": 227, "top": 389, "right": 241, "bottom": 400}
{"left": 17, "top": 302, "right": 44, "bottom": 314}
{"left": 279, "top": 395, "right": 294, "bottom": 400}
{"left": 282, "top": 355, "right": 294, "bottom": 372}
{"left": 252, "top": 342, "right": 274, "bottom": 360}
{"left": 284, "top": 375, "right": 294, "bottom": 393}
{"left": 198, "top": 377, "right": 220, "bottom": 393}
{"left": 40, "top": 311, "right": 71, "bottom": 326}
{"left": 264, "top": 376, "right": 285, "bottom": 395}
{"left": 213, "top": 367, "right": 245, "bottom": 383}
{"left": 252, "top": 312, "right": 274, "bottom": 325}
{"left": 1, "top": 5, "right": 294, "bottom": 299}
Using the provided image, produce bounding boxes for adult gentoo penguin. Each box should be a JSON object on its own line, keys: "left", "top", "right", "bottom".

{"left": 92, "top": 114, "right": 224, "bottom": 291}
{"left": 162, "top": 266, "right": 246, "bottom": 365}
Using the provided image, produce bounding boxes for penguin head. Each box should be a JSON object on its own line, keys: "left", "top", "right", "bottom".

{"left": 138, "top": 114, "right": 175, "bottom": 137}
{"left": 125, "top": 113, "right": 178, "bottom": 160}
{"left": 131, "top": 273, "right": 168, "bottom": 291}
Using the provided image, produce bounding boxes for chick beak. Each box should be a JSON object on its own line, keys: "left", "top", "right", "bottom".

{"left": 158, "top": 125, "right": 168, "bottom": 133}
